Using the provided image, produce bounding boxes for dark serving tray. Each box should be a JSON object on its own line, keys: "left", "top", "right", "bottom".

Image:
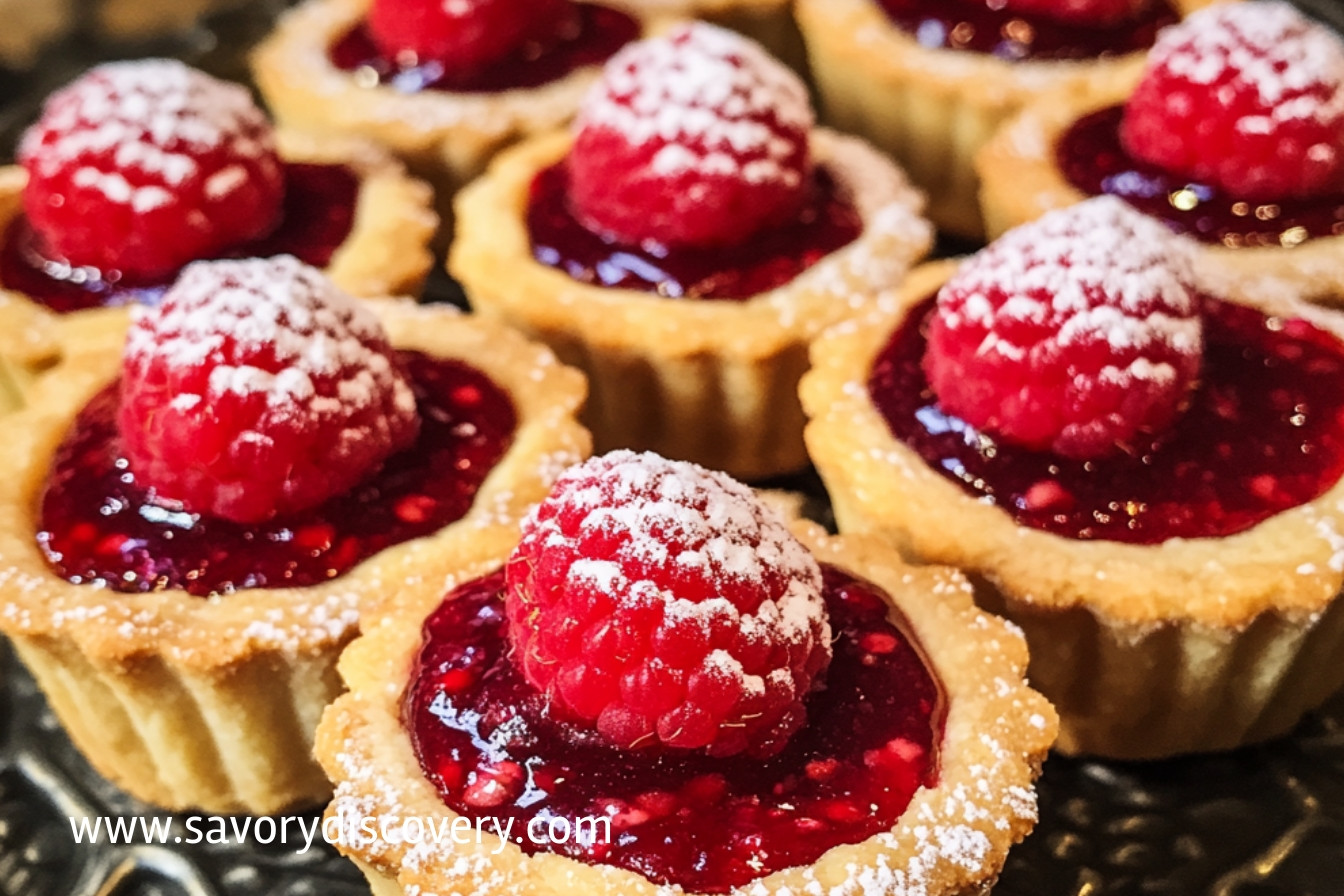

{"left": 3, "top": 2, "right": 1344, "bottom": 893}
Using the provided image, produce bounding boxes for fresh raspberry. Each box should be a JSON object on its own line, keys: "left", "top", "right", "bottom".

{"left": 1121, "top": 2, "right": 1344, "bottom": 200}
{"left": 118, "top": 256, "right": 419, "bottom": 524}
{"left": 505, "top": 451, "right": 831, "bottom": 758}
{"left": 367, "top": 0, "right": 574, "bottom": 74}
{"left": 18, "top": 60, "right": 284, "bottom": 282}
{"left": 567, "top": 22, "right": 813, "bottom": 249}
{"left": 923, "top": 197, "right": 1204, "bottom": 460}
{"left": 1000, "top": 0, "right": 1150, "bottom": 26}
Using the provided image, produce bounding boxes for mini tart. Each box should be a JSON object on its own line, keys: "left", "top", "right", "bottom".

{"left": 801, "top": 260, "right": 1344, "bottom": 760}
{"left": 251, "top": 0, "right": 680, "bottom": 228}
{"left": 0, "top": 303, "right": 590, "bottom": 814}
{"left": 316, "top": 522, "right": 1056, "bottom": 896}
{"left": 450, "top": 129, "right": 932, "bottom": 481}
{"left": 977, "top": 69, "right": 1344, "bottom": 307}
{"left": 795, "top": 0, "right": 1220, "bottom": 239}
{"left": 0, "top": 129, "right": 438, "bottom": 319}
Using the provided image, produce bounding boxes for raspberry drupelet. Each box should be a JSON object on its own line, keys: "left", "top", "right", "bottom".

{"left": 923, "top": 197, "right": 1204, "bottom": 460}
{"left": 566, "top": 22, "right": 813, "bottom": 250}
{"left": 118, "top": 255, "right": 419, "bottom": 524}
{"left": 19, "top": 60, "right": 285, "bottom": 281}
{"left": 505, "top": 450, "right": 832, "bottom": 758}
{"left": 366, "top": 0, "right": 575, "bottom": 76}
{"left": 1120, "top": 1, "right": 1344, "bottom": 200}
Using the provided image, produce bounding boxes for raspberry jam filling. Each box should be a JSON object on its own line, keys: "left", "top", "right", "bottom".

{"left": 1059, "top": 105, "right": 1344, "bottom": 248}
{"left": 0, "top": 163, "right": 359, "bottom": 315}
{"left": 38, "top": 353, "right": 515, "bottom": 597}
{"left": 406, "top": 565, "right": 944, "bottom": 893}
{"left": 877, "top": 0, "right": 1177, "bottom": 60}
{"left": 528, "top": 163, "right": 862, "bottom": 299}
{"left": 331, "top": 3, "right": 637, "bottom": 94}
{"left": 871, "top": 294, "right": 1344, "bottom": 543}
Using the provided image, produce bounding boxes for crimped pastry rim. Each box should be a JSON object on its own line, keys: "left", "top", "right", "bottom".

{"left": 0, "top": 301, "right": 591, "bottom": 669}
{"left": 801, "top": 260, "right": 1344, "bottom": 630}
{"left": 975, "top": 66, "right": 1344, "bottom": 304}
{"left": 449, "top": 127, "right": 933, "bottom": 361}
{"left": 250, "top": 0, "right": 679, "bottom": 153}
{"left": 794, "top": 0, "right": 1219, "bottom": 108}
{"left": 0, "top": 128, "right": 439, "bottom": 316}
{"left": 316, "top": 523, "right": 1056, "bottom": 896}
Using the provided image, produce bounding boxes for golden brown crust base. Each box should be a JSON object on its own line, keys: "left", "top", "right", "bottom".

{"left": 801, "top": 260, "right": 1344, "bottom": 759}
{"left": 0, "top": 130, "right": 438, "bottom": 318}
{"left": 0, "top": 304, "right": 590, "bottom": 812}
{"left": 796, "top": 0, "right": 1220, "bottom": 239}
{"left": 449, "top": 128, "right": 932, "bottom": 480}
{"left": 976, "top": 67, "right": 1344, "bottom": 307}
{"left": 316, "top": 524, "right": 1056, "bottom": 896}
{"left": 251, "top": 0, "right": 680, "bottom": 226}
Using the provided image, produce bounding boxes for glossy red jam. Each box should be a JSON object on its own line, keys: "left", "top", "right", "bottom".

{"left": 1058, "top": 105, "right": 1344, "bottom": 248}
{"left": 878, "top": 0, "right": 1176, "bottom": 60}
{"left": 528, "top": 163, "right": 863, "bottom": 300}
{"left": 869, "top": 295, "right": 1344, "bottom": 543}
{"left": 406, "top": 565, "right": 944, "bottom": 893}
{"left": 38, "top": 353, "right": 515, "bottom": 597}
{"left": 0, "top": 162, "right": 359, "bottom": 314}
{"left": 330, "top": 3, "right": 637, "bottom": 94}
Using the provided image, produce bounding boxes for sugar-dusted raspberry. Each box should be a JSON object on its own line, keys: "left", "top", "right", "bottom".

{"left": 923, "top": 197, "right": 1204, "bottom": 459}
{"left": 18, "top": 60, "right": 284, "bottom": 281}
{"left": 367, "top": 0, "right": 574, "bottom": 74}
{"left": 1000, "top": 0, "right": 1150, "bottom": 26}
{"left": 118, "top": 256, "right": 419, "bottom": 524}
{"left": 1121, "top": 2, "right": 1344, "bottom": 200}
{"left": 567, "top": 22, "right": 813, "bottom": 249}
{"left": 505, "top": 451, "right": 831, "bottom": 758}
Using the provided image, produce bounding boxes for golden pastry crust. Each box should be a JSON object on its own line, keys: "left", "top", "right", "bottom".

{"left": 449, "top": 128, "right": 932, "bottom": 480}
{"left": 796, "top": 0, "right": 1221, "bottom": 239}
{"left": 251, "top": 0, "right": 680, "bottom": 222}
{"left": 801, "top": 260, "right": 1344, "bottom": 759}
{"left": 0, "top": 128, "right": 438, "bottom": 317}
{"left": 0, "top": 303, "right": 590, "bottom": 813}
{"left": 976, "top": 68, "right": 1344, "bottom": 306}
{"left": 316, "top": 523, "right": 1056, "bottom": 896}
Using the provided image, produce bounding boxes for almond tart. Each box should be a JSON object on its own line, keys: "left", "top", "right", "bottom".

{"left": 0, "top": 256, "right": 589, "bottom": 814}
{"left": 0, "top": 59, "right": 437, "bottom": 321}
{"left": 795, "top": 0, "right": 1219, "bottom": 239}
{"left": 451, "top": 23, "right": 932, "bottom": 480}
{"left": 251, "top": 0, "right": 681, "bottom": 228}
{"left": 802, "top": 197, "right": 1344, "bottom": 760}
{"left": 316, "top": 450, "right": 1056, "bottom": 896}
{"left": 977, "top": 1, "right": 1344, "bottom": 306}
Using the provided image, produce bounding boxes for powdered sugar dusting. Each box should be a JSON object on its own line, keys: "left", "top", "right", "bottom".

{"left": 125, "top": 256, "right": 413, "bottom": 420}
{"left": 1151, "top": 2, "right": 1344, "bottom": 123}
{"left": 19, "top": 58, "right": 276, "bottom": 204}
{"left": 576, "top": 22, "right": 812, "bottom": 188}
{"left": 529, "top": 450, "right": 828, "bottom": 654}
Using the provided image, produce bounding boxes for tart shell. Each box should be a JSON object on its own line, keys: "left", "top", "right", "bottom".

{"left": 795, "top": 0, "right": 1220, "bottom": 240}
{"left": 315, "top": 523, "right": 1057, "bottom": 896}
{"left": 976, "top": 69, "right": 1344, "bottom": 307}
{"left": 801, "top": 260, "right": 1344, "bottom": 760}
{"left": 449, "top": 128, "right": 932, "bottom": 481}
{"left": 0, "top": 303, "right": 591, "bottom": 814}
{"left": 0, "top": 129, "right": 438, "bottom": 318}
{"left": 250, "top": 0, "right": 680, "bottom": 230}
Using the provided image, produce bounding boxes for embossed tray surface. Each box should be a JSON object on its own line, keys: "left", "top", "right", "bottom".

{"left": 3, "top": 2, "right": 1344, "bottom": 894}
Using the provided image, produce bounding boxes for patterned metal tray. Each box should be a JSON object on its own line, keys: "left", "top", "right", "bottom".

{"left": 3, "top": 2, "right": 1344, "bottom": 893}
